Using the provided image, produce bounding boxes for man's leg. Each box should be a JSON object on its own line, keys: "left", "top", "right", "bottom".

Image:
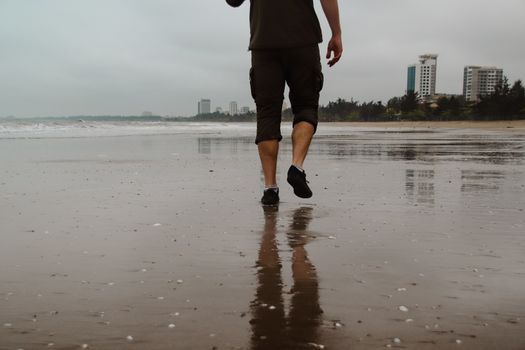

{"left": 291, "top": 121, "right": 315, "bottom": 169}
{"left": 285, "top": 45, "right": 322, "bottom": 198}
{"left": 251, "top": 50, "right": 286, "bottom": 204}
{"left": 287, "top": 121, "right": 315, "bottom": 198}
{"left": 258, "top": 139, "right": 279, "bottom": 187}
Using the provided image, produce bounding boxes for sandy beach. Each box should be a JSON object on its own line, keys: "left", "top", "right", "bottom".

{"left": 335, "top": 120, "right": 525, "bottom": 131}
{"left": 1, "top": 123, "right": 524, "bottom": 349}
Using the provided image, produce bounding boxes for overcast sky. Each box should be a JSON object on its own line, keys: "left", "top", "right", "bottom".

{"left": 1, "top": 0, "right": 524, "bottom": 117}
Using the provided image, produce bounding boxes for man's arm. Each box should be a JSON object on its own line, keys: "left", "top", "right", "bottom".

{"left": 226, "top": 0, "right": 245, "bottom": 7}
{"left": 320, "top": 0, "right": 343, "bottom": 67}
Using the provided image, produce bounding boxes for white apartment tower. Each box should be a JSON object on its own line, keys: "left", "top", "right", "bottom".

{"left": 198, "top": 99, "right": 211, "bottom": 115}
{"left": 407, "top": 54, "right": 438, "bottom": 98}
{"left": 463, "top": 66, "right": 504, "bottom": 102}
{"left": 229, "top": 101, "right": 238, "bottom": 116}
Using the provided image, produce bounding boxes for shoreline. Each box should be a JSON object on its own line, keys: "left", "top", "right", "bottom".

{"left": 322, "top": 119, "right": 525, "bottom": 131}
{"left": 2, "top": 120, "right": 524, "bottom": 141}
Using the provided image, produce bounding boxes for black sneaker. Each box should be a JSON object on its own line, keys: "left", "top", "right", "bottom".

{"left": 261, "top": 188, "right": 279, "bottom": 205}
{"left": 287, "top": 166, "right": 312, "bottom": 198}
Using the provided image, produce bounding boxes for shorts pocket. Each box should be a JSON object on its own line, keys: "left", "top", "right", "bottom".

{"left": 317, "top": 71, "right": 324, "bottom": 93}
{"left": 249, "top": 67, "right": 256, "bottom": 99}
{"left": 314, "top": 63, "right": 323, "bottom": 93}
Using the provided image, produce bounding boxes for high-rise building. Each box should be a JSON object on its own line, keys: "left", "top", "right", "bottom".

{"left": 463, "top": 66, "right": 504, "bottom": 102}
{"left": 229, "top": 101, "right": 238, "bottom": 116}
{"left": 407, "top": 66, "right": 416, "bottom": 93}
{"left": 407, "top": 54, "right": 438, "bottom": 98}
{"left": 240, "top": 106, "right": 250, "bottom": 114}
{"left": 198, "top": 99, "right": 211, "bottom": 115}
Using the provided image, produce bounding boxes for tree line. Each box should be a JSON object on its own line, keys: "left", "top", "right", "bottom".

{"left": 295, "top": 78, "right": 523, "bottom": 122}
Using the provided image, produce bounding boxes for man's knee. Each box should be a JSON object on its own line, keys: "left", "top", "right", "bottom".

{"left": 255, "top": 113, "right": 283, "bottom": 144}
{"left": 254, "top": 95, "right": 285, "bottom": 144}
{"left": 293, "top": 110, "right": 318, "bottom": 134}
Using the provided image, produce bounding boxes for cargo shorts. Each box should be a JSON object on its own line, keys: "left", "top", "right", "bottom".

{"left": 250, "top": 45, "right": 323, "bottom": 144}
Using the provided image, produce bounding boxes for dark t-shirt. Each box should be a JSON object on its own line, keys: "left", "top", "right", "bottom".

{"left": 227, "top": 0, "right": 323, "bottom": 50}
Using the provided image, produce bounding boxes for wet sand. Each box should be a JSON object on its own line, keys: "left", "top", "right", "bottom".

{"left": 336, "top": 120, "right": 525, "bottom": 131}
{"left": 1, "top": 126, "right": 525, "bottom": 349}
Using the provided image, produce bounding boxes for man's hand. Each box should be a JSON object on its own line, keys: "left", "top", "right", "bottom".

{"left": 320, "top": 0, "right": 342, "bottom": 67}
{"left": 326, "top": 34, "right": 343, "bottom": 67}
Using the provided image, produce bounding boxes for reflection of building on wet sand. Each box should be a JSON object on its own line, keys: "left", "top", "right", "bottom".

{"left": 403, "top": 167, "right": 519, "bottom": 209}
{"left": 461, "top": 170, "right": 504, "bottom": 193}
{"left": 404, "top": 168, "right": 518, "bottom": 209}
{"left": 458, "top": 169, "right": 525, "bottom": 210}
{"left": 250, "top": 207, "right": 323, "bottom": 350}
{"left": 405, "top": 169, "right": 435, "bottom": 206}
{"left": 312, "top": 130, "right": 525, "bottom": 164}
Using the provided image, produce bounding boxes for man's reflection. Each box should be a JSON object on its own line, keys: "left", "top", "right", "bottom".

{"left": 251, "top": 206, "right": 322, "bottom": 350}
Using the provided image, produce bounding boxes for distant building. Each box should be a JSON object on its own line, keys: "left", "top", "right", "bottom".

{"left": 407, "top": 54, "right": 438, "bottom": 98}
{"left": 141, "top": 111, "right": 154, "bottom": 117}
{"left": 407, "top": 66, "right": 416, "bottom": 93}
{"left": 229, "top": 101, "right": 238, "bottom": 116}
{"left": 198, "top": 99, "right": 211, "bottom": 115}
{"left": 463, "top": 66, "right": 504, "bottom": 102}
{"left": 240, "top": 106, "right": 250, "bottom": 114}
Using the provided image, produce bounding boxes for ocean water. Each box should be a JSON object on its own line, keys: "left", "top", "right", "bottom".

{"left": 0, "top": 119, "right": 406, "bottom": 140}
{"left": 0, "top": 120, "right": 260, "bottom": 139}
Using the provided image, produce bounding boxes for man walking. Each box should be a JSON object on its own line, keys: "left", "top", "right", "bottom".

{"left": 226, "top": 0, "right": 343, "bottom": 205}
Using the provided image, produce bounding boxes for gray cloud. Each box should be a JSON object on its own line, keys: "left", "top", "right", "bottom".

{"left": 1, "top": 0, "right": 524, "bottom": 117}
